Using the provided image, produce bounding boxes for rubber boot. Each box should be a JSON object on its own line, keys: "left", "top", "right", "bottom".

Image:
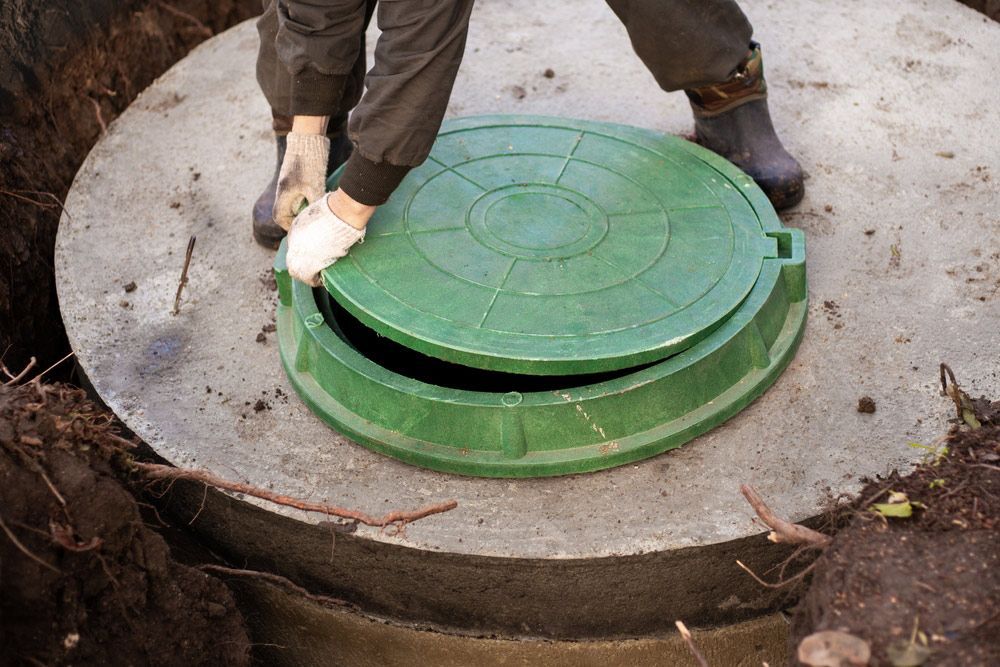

{"left": 686, "top": 44, "right": 804, "bottom": 210}
{"left": 252, "top": 122, "right": 354, "bottom": 249}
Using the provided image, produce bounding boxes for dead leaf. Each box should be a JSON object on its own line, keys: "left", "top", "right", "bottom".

{"left": 940, "top": 364, "right": 983, "bottom": 429}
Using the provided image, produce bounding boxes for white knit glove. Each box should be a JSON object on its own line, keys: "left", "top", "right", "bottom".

{"left": 273, "top": 132, "right": 330, "bottom": 231}
{"left": 286, "top": 193, "right": 366, "bottom": 287}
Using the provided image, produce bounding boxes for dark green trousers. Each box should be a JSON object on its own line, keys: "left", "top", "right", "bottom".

{"left": 257, "top": 0, "right": 752, "bottom": 204}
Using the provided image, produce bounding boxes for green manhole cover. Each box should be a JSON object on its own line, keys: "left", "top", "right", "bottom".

{"left": 276, "top": 115, "right": 807, "bottom": 478}
{"left": 322, "top": 116, "right": 782, "bottom": 375}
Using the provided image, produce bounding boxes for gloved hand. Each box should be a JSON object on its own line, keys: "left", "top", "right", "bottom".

{"left": 272, "top": 132, "right": 330, "bottom": 231}
{"left": 286, "top": 193, "right": 366, "bottom": 287}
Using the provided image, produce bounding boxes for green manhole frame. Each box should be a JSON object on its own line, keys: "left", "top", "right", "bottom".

{"left": 275, "top": 121, "right": 806, "bottom": 477}
{"left": 320, "top": 115, "right": 785, "bottom": 376}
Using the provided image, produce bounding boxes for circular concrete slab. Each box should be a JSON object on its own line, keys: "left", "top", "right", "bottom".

{"left": 56, "top": 1, "right": 1000, "bottom": 639}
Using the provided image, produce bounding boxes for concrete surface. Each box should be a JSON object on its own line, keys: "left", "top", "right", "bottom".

{"left": 227, "top": 578, "right": 788, "bottom": 667}
{"left": 56, "top": 0, "right": 999, "bottom": 638}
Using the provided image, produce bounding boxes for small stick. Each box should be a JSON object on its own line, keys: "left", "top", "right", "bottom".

{"left": 105, "top": 432, "right": 139, "bottom": 449}
{"left": 199, "top": 564, "right": 353, "bottom": 608}
{"left": 172, "top": 235, "right": 196, "bottom": 315}
{"left": 0, "top": 190, "right": 57, "bottom": 209}
{"left": 188, "top": 483, "right": 209, "bottom": 525}
{"left": 740, "top": 485, "right": 831, "bottom": 547}
{"left": 0, "top": 515, "right": 60, "bottom": 573}
{"left": 88, "top": 97, "right": 107, "bottom": 135}
{"left": 135, "top": 462, "right": 457, "bottom": 528}
{"left": 156, "top": 1, "right": 213, "bottom": 38}
{"left": 940, "top": 362, "right": 957, "bottom": 396}
{"left": 736, "top": 558, "right": 817, "bottom": 589}
{"left": 3, "top": 356, "right": 36, "bottom": 385}
{"left": 675, "top": 620, "right": 709, "bottom": 667}
{"left": 0, "top": 189, "right": 73, "bottom": 222}
{"left": 30, "top": 351, "right": 75, "bottom": 384}
{"left": 39, "top": 469, "right": 68, "bottom": 509}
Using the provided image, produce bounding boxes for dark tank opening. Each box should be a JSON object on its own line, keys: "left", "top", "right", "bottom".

{"left": 316, "top": 289, "right": 655, "bottom": 393}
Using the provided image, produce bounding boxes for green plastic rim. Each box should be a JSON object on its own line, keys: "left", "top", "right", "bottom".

{"left": 321, "top": 116, "right": 784, "bottom": 376}
{"left": 274, "top": 117, "right": 807, "bottom": 478}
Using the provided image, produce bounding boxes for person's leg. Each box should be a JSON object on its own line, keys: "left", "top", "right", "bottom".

{"left": 336, "top": 0, "right": 476, "bottom": 207}
{"left": 252, "top": 0, "right": 376, "bottom": 249}
{"left": 605, "top": 0, "right": 804, "bottom": 209}
{"left": 284, "top": 0, "right": 476, "bottom": 286}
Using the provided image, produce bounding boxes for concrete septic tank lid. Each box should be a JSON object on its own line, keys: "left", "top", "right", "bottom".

{"left": 281, "top": 118, "right": 807, "bottom": 476}
{"left": 322, "top": 116, "right": 789, "bottom": 376}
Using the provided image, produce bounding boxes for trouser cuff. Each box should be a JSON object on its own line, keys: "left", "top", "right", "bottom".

{"left": 272, "top": 111, "right": 349, "bottom": 138}
{"left": 337, "top": 152, "right": 412, "bottom": 206}
{"left": 282, "top": 68, "right": 350, "bottom": 117}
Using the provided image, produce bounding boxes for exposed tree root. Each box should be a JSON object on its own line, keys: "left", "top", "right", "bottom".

{"left": 736, "top": 557, "right": 818, "bottom": 590}
{"left": 735, "top": 484, "right": 832, "bottom": 590}
{"left": 198, "top": 564, "right": 356, "bottom": 609}
{"left": 741, "top": 484, "right": 832, "bottom": 548}
{"left": 134, "top": 462, "right": 458, "bottom": 530}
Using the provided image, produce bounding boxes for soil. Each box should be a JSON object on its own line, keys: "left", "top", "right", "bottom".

{"left": 0, "top": 381, "right": 251, "bottom": 666}
{"left": 857, "top": 396, "right": 876, "bottom": 414}
{"left": 789, "top": 392, "right": 1000, "bottom": 665}
{"left": 0, "top": 0, "right": 258, "bottom": 376}
{"left": 958, "top": 1, "right": 1000, "bottom": 22}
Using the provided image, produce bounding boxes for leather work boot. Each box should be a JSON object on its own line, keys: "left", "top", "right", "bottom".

{"left": 252, "top": 121, "right": 354, "bottom": 249}
{"left": 686, "top": 44, "right": 804, "bottom": 210}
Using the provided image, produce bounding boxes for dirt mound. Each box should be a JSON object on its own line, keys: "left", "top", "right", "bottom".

{"left": 0, "top": 381, "right": 250, "bottom": 666}
{"left": 790, "top": 399, "right": 1000, "bottom": 665}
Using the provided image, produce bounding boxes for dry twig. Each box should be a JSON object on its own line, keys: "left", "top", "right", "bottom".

{"left": 38, "top": 468, "right": 68, "bottom": 510}
{"left": 88, "top": 96, "right": 107, "bottom": 135}
{"left": 156, "top": 1, "right": 213, "bottom": 37}
{"left": 30, "top": 351, "right": 75, "bottom": 384}
{"left": 940, "top": 362, "right": 986, "bottom": 428}
{"left": 135, "top": 462, "right": 457, "bottom": 528}
{"left": 736, "top": 558, "right": 818, "bottom": 589}
{"left": 199, "top": 564, "right": 353, "bottom": 608}
{"left": 172, "top": 235, "right": 196, "bottom": 315}
{"left": 741, "top": 484, "right": 831, "bottom": 547}
{"left": 0, "top": 190, "right": 73, "bottom": 222}
{"left": 0, "top": 190, "right": 54, "bottom": 208}
{"left": 675, "top": 620, "right": 709, "bottom": 667}
{"left": 3, "top": 356, "right": 36, "bottom": 385}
